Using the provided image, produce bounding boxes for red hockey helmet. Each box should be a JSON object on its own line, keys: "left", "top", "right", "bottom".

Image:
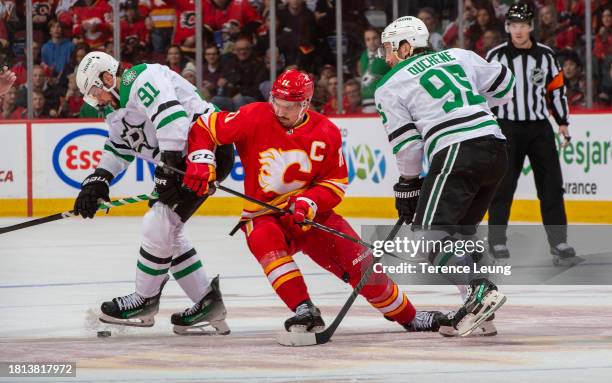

{"left": 270, "top": 69, "right": 314, "bottom": 102}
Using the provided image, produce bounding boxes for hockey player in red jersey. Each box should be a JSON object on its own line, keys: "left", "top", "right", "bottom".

{"left": 183, "top": 69, "right": 445, "bottom": 333}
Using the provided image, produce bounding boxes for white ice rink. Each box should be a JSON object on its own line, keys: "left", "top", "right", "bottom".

{"left": 1, "top": 216, "right": 612, "bottom": 382}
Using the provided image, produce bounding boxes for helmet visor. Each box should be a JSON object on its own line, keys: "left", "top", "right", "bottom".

{"left": 270, "top": 96, "right": 305, "bottom": 114}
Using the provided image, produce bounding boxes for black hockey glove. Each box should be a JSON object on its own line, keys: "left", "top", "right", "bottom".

{"left": 74, "top": 168, "right": 114, "bottom": 219}
{"left": 393, "top": 177, "right": 423, "bottom": 224}
{"left": 154, "top": 151, "right": 185, "bottom": 209}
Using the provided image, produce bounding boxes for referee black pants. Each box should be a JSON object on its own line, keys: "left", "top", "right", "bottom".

{"left": 413, "top": 135, "right": 507, "bottom": 235}
{"left": 488, "top": 119, "right": 568, "bottom": 246}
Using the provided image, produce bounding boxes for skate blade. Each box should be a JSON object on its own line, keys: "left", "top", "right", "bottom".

{"left": 457, "top": 291, "right": 506, "bottom": 337}
{"left": 99, "top": 313, "right": 154, "bottom": 328}
{"left": 173, "top": 320, "right": 231, "bottom": 336}
{"left": 439, "top": 320, "right": 498, "bottom": 337}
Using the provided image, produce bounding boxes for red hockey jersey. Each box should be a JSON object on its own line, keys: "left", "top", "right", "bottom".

{"left": 189, "top": 102, "right": 348, "bottom": 218}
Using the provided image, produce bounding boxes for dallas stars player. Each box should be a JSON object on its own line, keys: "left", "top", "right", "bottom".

{"left": 74, "top": 51, "right": 233, "bottom": 335}
{"left": 375, "top": 17, "right": 513, "bottom": 336}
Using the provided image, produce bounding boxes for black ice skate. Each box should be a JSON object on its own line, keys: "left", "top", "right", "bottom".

{"left": 171, "top": 275, "right": 230, "bottom": 335}
{"left": 438, "top": 278, "right": 506, "bottom": 337}
{"left": 551, "top": 243, "right": 581, "bottom": 266}
{"left": 489, "top": 244, "right": 510, "bottom": 259}
{"left": 284, "top": 300, "right": 325, "bottom": 333}
{"left": 402, "top": 311, "right": 444, "bottom": 332}
{"left": 99, "top": 274, "right": 169, "bottom": 327}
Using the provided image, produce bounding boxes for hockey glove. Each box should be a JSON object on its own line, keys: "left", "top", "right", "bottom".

{"left": 280, "top": 196, "right": 317, "bottom": 236}
{"left": 393, "top": 177, "right": 423, "bottom": 223}
{"left": 154, "top": 151, "right": 185, "bottom": 208}
{"left": 74, "top": 168, "right": 114, "bottom": 219}
{"left": 183, "top": 149, "right": 217, "bottom": 196}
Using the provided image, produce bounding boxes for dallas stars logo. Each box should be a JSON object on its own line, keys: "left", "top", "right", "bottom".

{"left": 120, "top": 118, "right": 155, "bottom": 152}
{"left": 122, "top": 69, "right": 138, "bottom": 86}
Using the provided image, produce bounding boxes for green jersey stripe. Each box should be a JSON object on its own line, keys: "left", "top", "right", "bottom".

{"left": 156, "top": 110, "right": 188, "bottom": 130}
{"left": 393, "top": 134, "right": 422, "bottom": 154}
{"left": 493, "top": 74, "right": 515, "bottom": 99}
{"left": 104, "top": 144, "right": 135, "bottom": 162}
{"left": 426, "top": 119, "right": 498, "bottom": 158}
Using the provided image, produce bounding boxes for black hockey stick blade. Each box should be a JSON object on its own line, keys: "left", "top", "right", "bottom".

{"left": 276, "top": 216, "right": 406, "bottom": 346}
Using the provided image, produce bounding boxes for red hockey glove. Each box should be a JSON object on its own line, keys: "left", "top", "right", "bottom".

{"left": 183, "top": 149, "right": 217, "bottom": 196}
{"left": 280, "top": 195, "right": 317, "bottom": 235}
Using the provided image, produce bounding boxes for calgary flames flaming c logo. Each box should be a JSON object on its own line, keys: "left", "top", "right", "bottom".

{"left": 258, "top": 148, "right": 312, "bottom": 195}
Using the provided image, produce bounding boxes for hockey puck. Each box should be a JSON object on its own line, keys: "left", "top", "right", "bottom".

{"left": 97, "top": 330, "right": 111, "bottom": 338}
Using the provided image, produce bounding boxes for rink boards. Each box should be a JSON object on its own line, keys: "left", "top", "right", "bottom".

{"left": 1, "top": 114, "right": 611, "bottom": 222}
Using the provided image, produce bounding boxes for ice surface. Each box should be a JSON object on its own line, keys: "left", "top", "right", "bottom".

{"left": 1, "top": 216, "right": 611, "bottom": 382}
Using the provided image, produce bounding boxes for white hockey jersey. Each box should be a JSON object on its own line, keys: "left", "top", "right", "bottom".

{"left": 119, "top": 63, "right": 215, "bottom": 152}
{"left": 374, "top": 48, "right": 515, "bottom": 177}
{"left": 97, "top": 63, "right": 217, "bottom": 177}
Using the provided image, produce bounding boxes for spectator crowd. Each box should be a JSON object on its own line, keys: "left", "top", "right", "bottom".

{"left": 1, "top": 0, "right": 611, "bottom": 119}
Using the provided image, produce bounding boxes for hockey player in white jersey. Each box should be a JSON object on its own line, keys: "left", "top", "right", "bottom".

{"left": 74, "top": 51, "right": 233, "bottom": 335}
{"left": 375, "top": 17, "right": 514, "bottom": 337}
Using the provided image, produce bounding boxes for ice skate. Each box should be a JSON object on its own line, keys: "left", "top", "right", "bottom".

{"left": 551, "top": 243, "right": 581, "bottom": 266}
{"left": 439, "top": 313, "right": 497, "bottom": 337}
{"left": 171, "top": 275, "right": 230, "bottom": 335}
{"left": 99, "top": 275, "right": 169, "bottom": 327}
{"left": 438, "top": 278, "right": 506, "bottom": 337}
{"left": 402, "top": 310, "right": 444, "bottom": 332}
{"left": 489, "top": 244, "right": 510, "bottom": 259}
{"left": 284, "top": 300, "right": 325, "bottom": 333}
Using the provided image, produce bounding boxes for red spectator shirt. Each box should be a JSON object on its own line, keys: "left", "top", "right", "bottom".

{"left": 202, "top": 0, "right": 261, "bottom": 31}
{"left": 173, "top": 0, "right": 196, "bottom": 45}
{"left": 121, "top": 18, "right": 149, "bottom": 44}
{"left": 72, "top": 0, "right": 112, "bottom": 48}
{"left": 189, "top": 102, "right": 348, "bottom": 218}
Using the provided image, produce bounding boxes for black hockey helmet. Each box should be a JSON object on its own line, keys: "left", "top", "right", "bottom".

{"left": 505, "top": 3, "right": 534, "bottom": 23}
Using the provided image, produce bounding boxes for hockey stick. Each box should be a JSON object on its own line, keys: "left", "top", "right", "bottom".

{"left": 276, "top": 216, "right": 406, "bottom": 346}
{"left": 0, "top": 193, "right": 157, "bottom": 235}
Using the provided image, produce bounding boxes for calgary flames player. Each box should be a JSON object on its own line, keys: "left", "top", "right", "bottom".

{"left": 183, "top": 69, "right": 444, "bottom": 334}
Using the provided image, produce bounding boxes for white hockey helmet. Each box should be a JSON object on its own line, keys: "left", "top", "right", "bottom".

{"left": 76, "top": 51, "right": 119, "bottom": 107}
{"left": 381, "top": 16, "right": 429, "bottom": 56}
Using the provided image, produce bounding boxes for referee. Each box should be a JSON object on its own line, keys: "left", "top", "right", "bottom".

{"left": 485, "top": 3, "right": 578, "bottom": 266}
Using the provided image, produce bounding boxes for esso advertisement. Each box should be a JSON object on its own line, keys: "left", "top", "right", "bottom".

{"left": 0, "top": 123, "right": 27, "bottom": 198}
{"left": 31, "top": 122, "right": 155, "bottom": 198}
{"left": 515, "top": 115, "right": 612, "bottom": 200}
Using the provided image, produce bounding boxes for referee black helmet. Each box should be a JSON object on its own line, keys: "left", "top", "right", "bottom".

{"left": 505, "top": 3, "right": 534, "bottom": 23}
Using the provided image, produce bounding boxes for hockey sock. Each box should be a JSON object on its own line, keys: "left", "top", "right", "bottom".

{"left": 170, "top": 248, "right": 211, "bottom": 303}
{"left": 136, "top": 247, "right": 172, "bottom": 298}
{"left": 261, "top": 251, "right": 310, "bottom": 311}
{"left": 367, "top": 277, "right": 416, "bottom": 324}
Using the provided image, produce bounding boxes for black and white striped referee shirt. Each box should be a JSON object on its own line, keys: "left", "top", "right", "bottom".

{"left": 486, "top": 39, "right": 569, "bottom": 125}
